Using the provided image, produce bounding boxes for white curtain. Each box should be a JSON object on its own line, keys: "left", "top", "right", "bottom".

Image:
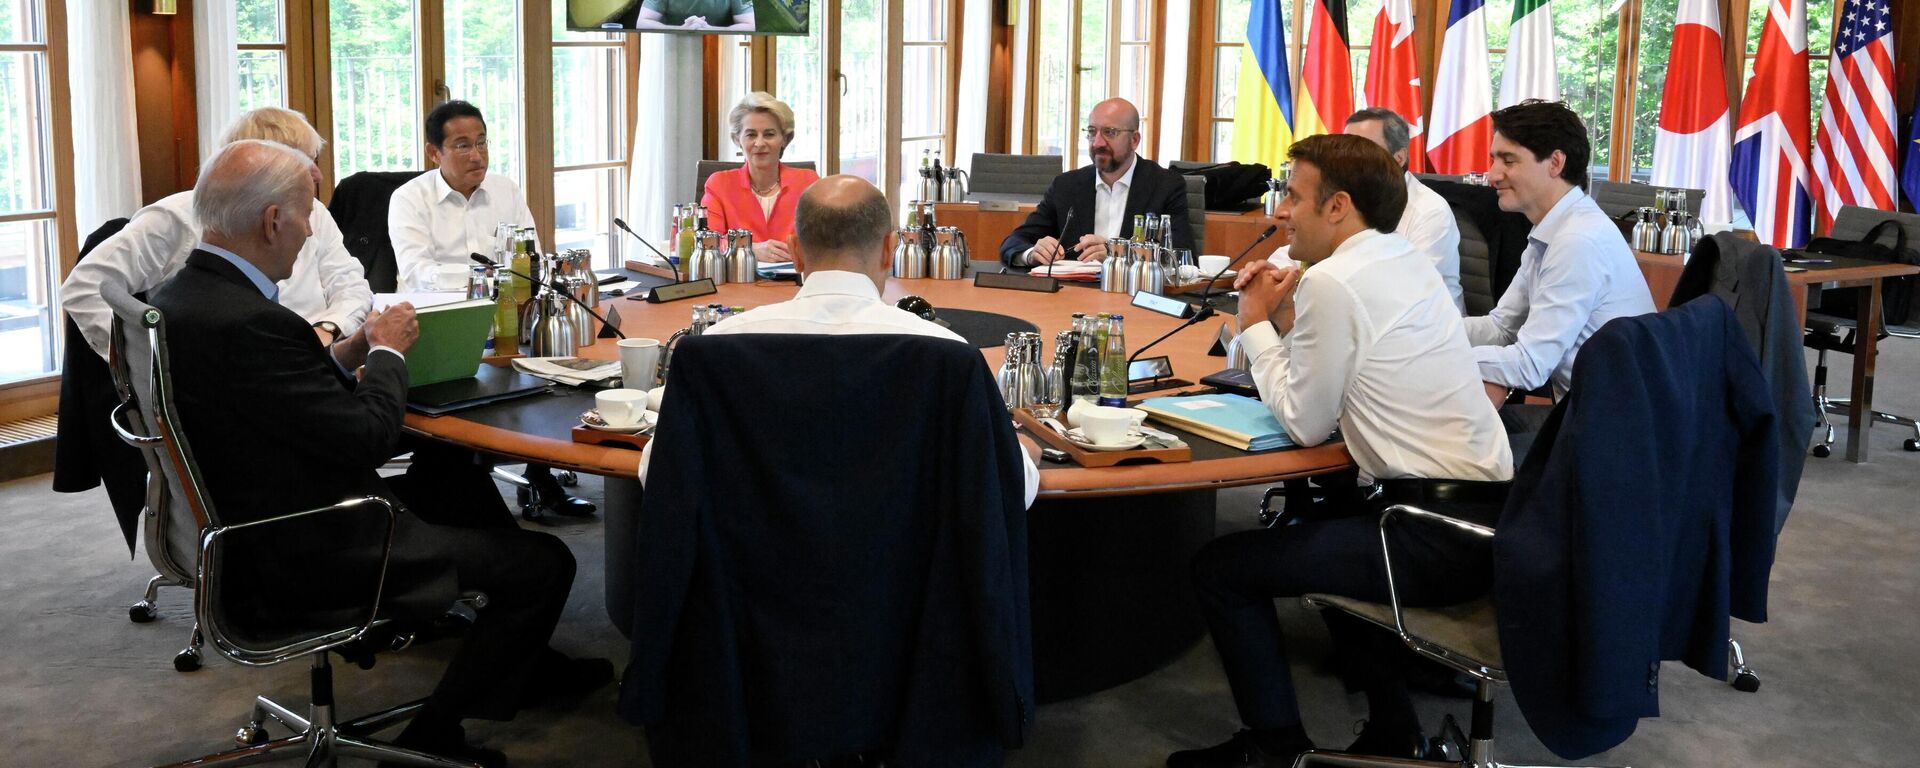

{"left": 626, "top": 35, "right": 705, "bottom": 245}
{"left": 954, "top": 0, "right": 992, "bottom": 170}
{"left": 66, "top": 2, "right": 142, "bottom": 230}
{"left": 194, "top": 0, "right": 239, "bottom": 161}
{"left": 1157, "top": 0, "right": 1192, "bottom": 162}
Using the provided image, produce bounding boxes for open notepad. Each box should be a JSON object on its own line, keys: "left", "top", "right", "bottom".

{"left": 1136, "top": 394, "right": 1297, "bottom": 451}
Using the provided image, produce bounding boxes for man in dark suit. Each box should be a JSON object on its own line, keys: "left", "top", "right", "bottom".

{"left": 148, "top": 140, "right": 604, "bottom": 767}
{"left": 997, "top": 98, "right": 1194, "bottom": 266}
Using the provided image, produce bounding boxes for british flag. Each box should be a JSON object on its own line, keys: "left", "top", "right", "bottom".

{"left": 1730, "top": 0, "right": 1812, "bottom": 248}
{"left": 1810, "top": 0, "right": 1897, "bottom": 234}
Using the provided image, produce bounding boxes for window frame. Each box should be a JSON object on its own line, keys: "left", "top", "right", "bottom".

{"left": 0, "top": 0, "right": 77, "bottom": 405}
{"left": 1018, "top": 0, "right": 1164, "bottom": 168}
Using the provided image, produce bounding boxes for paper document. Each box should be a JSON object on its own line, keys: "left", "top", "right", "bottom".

{"left": 374, "top": 291, "right": 468, "bottom": 311}
{"left": 511, "top": 356, "right": 621, "bottom": 387}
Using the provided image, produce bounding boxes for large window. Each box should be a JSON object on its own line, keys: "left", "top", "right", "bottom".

{"left": 235, "top": 0, "right": 288, "bottom": 112}
{"left": 1537, "top": 0, "right": 1620, "bottom": 178}
{"left": 446, "top": 0, "right": 525, "bottom": 184}
{"left": 1029, "top": 0, "right": 1158, "bottom": 168}
{"left": 0, "top": 0, "right": 67, "bottom": 384}
{"left": 329, "top": 0, "right": 422, "bottom": 178}
{"left": 898, "top": 0, "right": 950, "bottom": 184}
{"left": 551, "top": 1, "right": 628, "bottom": 268}
{"left": 839, "top": 0, "right": 884, "bottom": 184}
{"left": 774, "top": 18, "right": 825, "bottom": 165}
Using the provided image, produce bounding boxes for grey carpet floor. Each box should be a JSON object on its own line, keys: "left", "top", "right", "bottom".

{"left": 3, "top": 345, "right": 1917, "bottom": 767}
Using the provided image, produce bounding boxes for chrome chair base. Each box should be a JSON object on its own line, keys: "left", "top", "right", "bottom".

{"left": 152, "top": 654, "right": 480, "bottom": 768}
{"left": 1807, "top": 342, "right": 1920, "bottom": 458}
{"left": 127, "top": 573, "right": 206, "bottom": 672}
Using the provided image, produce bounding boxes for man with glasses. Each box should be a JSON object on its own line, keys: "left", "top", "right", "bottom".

{"left": 390, "top": 100, "right": 535, "bottom": 293}
{"left": 389, "top": 100, "right": 597, "bottom": 520}
{"left": 998, "top": 98, "right": 1194, "bottom": 267}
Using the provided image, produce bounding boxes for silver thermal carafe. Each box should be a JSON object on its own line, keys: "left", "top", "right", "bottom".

{"left": 943, "top": 167, "right": 969, "bottom": 202}
{"left": 1101, "top": 241, "right": 1132, "bottom": 293}
{"left": 724, "top": 229, "right": 757, "bottom": 284}
{"left": 931, "top": 226, "right": 968, "bottom": 279}
{"left": 1659, "top": 212, "right": 1689, "bottom": 255}
{"left": 1631, "top": 207, "right": 1660, "bottom": 252}
{"left": 1128, "top": 241, "right": 1164, "bottom": 296}
{"left": 893, "top": 227, "right": 926, "bottom": 278}
{"left": 687, "top": 229, "right": 725, "bottom": 283}
{"left": 528, "top": 282, "right": 578, "bottom": 357}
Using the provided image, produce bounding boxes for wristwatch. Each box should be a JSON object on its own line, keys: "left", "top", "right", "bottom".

{"left": 313, "top": 321, "right": 341, "bottom": 344}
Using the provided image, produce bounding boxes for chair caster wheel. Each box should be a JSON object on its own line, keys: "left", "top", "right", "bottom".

{"left": 130, "top": 602, "right": 158, "bottom": 623}
{"left": 174, "top": 647, "right": 202, "bottom": 672}
{"left": 235, "top": 723, "right": 268, "bottom": 746}
{"left": 1733, "top": 671, "right": 1761, "bottom": 692}
{"left": 1811, "top": 444, "right": 1832, "bottom": 458}
{"left": 1904, "top": 439, "right": 1919, "bottom": 452}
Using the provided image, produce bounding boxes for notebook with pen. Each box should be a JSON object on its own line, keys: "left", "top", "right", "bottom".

{"left": 1135, "top": 393, "right": 1297, "bottom": 451}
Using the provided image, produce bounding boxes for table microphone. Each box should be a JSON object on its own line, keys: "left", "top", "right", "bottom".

{"left": 1044, "top": 207, "right": 1075, "bottom": 279}
{"left": 469, "top": 253, "right": 626, "bottom": 339}
{"left": 1200, "top": 224, "right": 1278, "bottom": 307}
{"left": 612, "top": 217, "right": 684, "bottom": 283}
{"left": 1127, "top": 303, "right": 1217, "bottom": 368}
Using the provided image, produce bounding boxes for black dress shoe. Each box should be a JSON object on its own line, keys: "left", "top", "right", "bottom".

{"left": 1167, "top": 730, "right": 1305, "bottom": 768}
{"left": 381, "top": 723, "right": 507, "bottom": 768}
{"left": 1346, "top": 719, "right": 1427, "bottom": 760}
{"left": 539, "top": 494, "right": 597, "bottom": 516}
{"left": 519, "top": 654, "right": 615, "bottom": 708}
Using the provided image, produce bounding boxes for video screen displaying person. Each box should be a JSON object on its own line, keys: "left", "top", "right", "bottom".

{"left": 568, "top": 0, "right": 809, "bottom": 35}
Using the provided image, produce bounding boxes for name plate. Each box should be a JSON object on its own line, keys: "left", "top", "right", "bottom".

{"left": 974, "top": 271, "right": 1061, "bottom": 293}
{"left": 643, "top": 278, "right": 718, "bottom": 303}
{"left": 1131, "top": 290, "right": 1195, "bottom": 318}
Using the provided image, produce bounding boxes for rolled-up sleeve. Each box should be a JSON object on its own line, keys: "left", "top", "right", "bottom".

{"left": 61, "top": 205, "right": 194, "bottom": 358}
{"left": 1469, "top": 233, "right": 1609, "bottom": 391}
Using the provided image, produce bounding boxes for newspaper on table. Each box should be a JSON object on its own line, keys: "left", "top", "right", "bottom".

{"left": 511, "top": 356, "right": 622, "bottom": 387}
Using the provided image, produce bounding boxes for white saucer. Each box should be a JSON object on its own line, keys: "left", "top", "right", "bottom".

{"left": 582, "top": 410, "right": 654, "bottom": 433}
{"left": 1065, "top": 428, "right": 1146, "bottom": 451}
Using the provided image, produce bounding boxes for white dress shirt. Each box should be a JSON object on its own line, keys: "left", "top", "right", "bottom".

{"left": 1463, "top": 187, "right": 1655, "bottom": 399}
{"left": 638, "top": 270, "right": 1042, "bottom": 507}
{"left": 1020, "top": 155, "right": 1138, "bottom": 265}
{"left": 1266, "top": 172, "right": 1463, "bottom": 313}
{"left": 1240, "top": 229, "right": 1512, "bottom": 484}
{"left": 387, "top": 170, "right": 535, "bottom": 291}
{"left": 61, "top": 191, "right": 372, "bottom": 358}
{"left": 1401, "top": 171, "right": 1464, "bottom": 312}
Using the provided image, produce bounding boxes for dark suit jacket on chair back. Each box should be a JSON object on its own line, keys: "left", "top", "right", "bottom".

{"left": 997, "top": 157, "right": 1194, "bottom": 265}
{"left": 330, "top": 170, "right": 425, "bottom": 292}
{"left": 53, "top": 218, "right": 150, "bottom": 553}
{"left": 618, "top": 333, "right": 1034, "bottom": 768}
{"left": 1493, "top": 295, "right": 1780, "bottom": 759}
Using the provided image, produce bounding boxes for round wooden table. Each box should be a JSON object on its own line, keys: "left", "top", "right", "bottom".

{"left": 403, "top": 265, "right": 1354, "bottom": 701}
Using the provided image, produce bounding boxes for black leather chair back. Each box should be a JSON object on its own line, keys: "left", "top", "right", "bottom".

{"left": 330, "top": 170, "right": 425, "bottom": 292}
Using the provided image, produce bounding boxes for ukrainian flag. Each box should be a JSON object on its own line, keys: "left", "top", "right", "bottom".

{"left": 1231, "top": 0, "right": 1294, "bottom": 172}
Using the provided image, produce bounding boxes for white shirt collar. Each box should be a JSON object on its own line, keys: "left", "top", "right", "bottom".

{"left": 432, "top": 168, "right": 488, "bottom": 205}
{"left": 1528, "top": 186, "right": 1588, "bottom": 250}
{"left": 1095, "top": 155, "right": 1140, "bottom": 194}
{"left": 794, "top": 270, "right": 884, "bottom": 300}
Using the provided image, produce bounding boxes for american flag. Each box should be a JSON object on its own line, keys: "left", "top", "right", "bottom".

{"left": 1810, "top": 0, "right": 1897, "bottom": 233}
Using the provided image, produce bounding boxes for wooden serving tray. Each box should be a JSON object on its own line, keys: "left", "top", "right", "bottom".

{"left": 1012, "top": 408, "right": 1192, "bottom": 467}
{"left": 1163, "top": 275, "right": 1236, "bottom": 295}
{"left": 570, "top": 425, "right": 650, "bottom": 450}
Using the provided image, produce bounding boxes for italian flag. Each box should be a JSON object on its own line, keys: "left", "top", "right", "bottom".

{"left": 1498, "top": 0, "right": 1558, "bottom": 107}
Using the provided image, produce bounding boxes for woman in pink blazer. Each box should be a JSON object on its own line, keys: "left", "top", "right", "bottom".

{"left": 701, "top": 92, "right": 821, "bottom": 263}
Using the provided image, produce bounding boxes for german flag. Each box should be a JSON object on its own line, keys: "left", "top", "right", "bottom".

{"left": 1292, "top": 0, "right": 1352, "bottom": 141}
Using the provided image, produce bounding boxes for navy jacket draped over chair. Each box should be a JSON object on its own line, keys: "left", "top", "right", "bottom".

{"left": 618, "top": 334, "right": 1034, "bottom": 768}
{"left": 1493, "top": 296, "right": 1780, "bottom": 758}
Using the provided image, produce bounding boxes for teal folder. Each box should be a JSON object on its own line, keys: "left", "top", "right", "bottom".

{"left": 1137, "top": 393, "right": 1297, "bottom": 451}
{"left": 403, "top": 299, "right": 496, "bottom": 387}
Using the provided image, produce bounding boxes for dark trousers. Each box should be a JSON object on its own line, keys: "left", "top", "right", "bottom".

{"left": 1191, "top": 501, "right": 1495, "bottom": 730}
{"left": 388, "top": 438, "right": 521, "bottom": 529}
{"left": 388, "top": 487, "right": 577, "bottom": 722}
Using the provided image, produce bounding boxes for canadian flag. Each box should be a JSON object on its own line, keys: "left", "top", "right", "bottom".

{"left": 1363, "top": 0, "right": 1424, "bottom": 171}
{"left": 1649, "top": 0, "right": 1735, "bottom": 224}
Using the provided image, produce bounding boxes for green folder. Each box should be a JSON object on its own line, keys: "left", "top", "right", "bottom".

{"left": 404, "top": 299, "right": 496, "bottom": 387}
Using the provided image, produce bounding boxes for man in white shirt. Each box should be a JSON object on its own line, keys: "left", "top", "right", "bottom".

{"left": 1171, "top": 136, "right": 1511, "bottom": 768}
{"left": 1466, "top": 100, "right": 1655, "bottom": 405}
{"left": 641, "top": 175, "right": 1042, "bottom": 508}
{"left": 62, "top": 107, "right": 372, "bottom": 356}
{"left": 388, "top": 99, "right": 588, "bottom": 517}
{"left": 388, "top": 100, "right": 536, "bottom": 292}
{"left": 996, "top": 98, "right": 1194, "bottom": 267}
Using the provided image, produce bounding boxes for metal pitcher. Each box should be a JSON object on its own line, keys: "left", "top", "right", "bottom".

{"left": 1630, "top": 207, "right": 1659, "bottom": 252}
{"left": 931, "top": 227, "right": 968, "bottom": 279}
{"left": 723, "top": 229, "right": 757, "bottom": 284}
{"left": 892, "top": 227, "right": 927, "bottom": 278}
{"left": 1101, "top": 240, "right": 1132, "bottom": 293}
{"left": 686, "top": 229, "right": 725, "bottom": 283}
{"left": 943, "top": 167, "right": 969, "bottom": 202}
{"left": 1128, "top": 241, "right": 1164, "bottom": 296}
{"left": 528, "top": 288, "right": 578, "bottom": 357}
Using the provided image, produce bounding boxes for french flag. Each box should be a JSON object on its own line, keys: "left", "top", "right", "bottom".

{"left": 1729, "top": 0, "right": 1812, "bottom": 248}
{"left": 1426, "top": 0, "right": 1492, "bottom": 174}
{"left": 1649, "top": 0, "right": 1735, "bottom": 225}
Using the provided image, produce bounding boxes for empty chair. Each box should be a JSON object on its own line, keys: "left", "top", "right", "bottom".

{"left": 1587, "top": 178, "right": 1704, "bottom": 221}
{"left": 1805, "top": 204, "right": 1920, "bottom": 456}
{"left": 968, "top": 152, "right": 1063, "bottom": 202}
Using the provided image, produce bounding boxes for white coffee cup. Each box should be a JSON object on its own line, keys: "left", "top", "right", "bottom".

{"left": 1075, "top": 404, "right": 1147, "bottom": 445}
{"left": 1176, "top": 264, "right": 1201, "bottom": 281}
{"left": 1197, "top": 255, "right": 1232, "bottom": 275}
{"left": 618, "top": 338, "right": 662, "bottom": 389}
{"left": 647, "top": 385, "right": 666, "bottom": 412}
{"left": 595, "top": 389, "right": 650, "bottom": 428}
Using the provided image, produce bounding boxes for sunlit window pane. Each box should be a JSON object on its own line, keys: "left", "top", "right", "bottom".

{"left": 0, "top": 218, "right": 58, "bottom": 381}
{"left": 1034, "top": 0, "right": 1071, "bottom": 161}
{"left": 1553, "top": 0, "right": 1619, "bottom": 177}
{"left": 0, "top": 1, "right": 43, "bottom": 44}
{"left": 554, "top": 46, "right": 623, "bottom": 166}
{"left": 554, "top": 167, "right": 623, "bottom": 269}
{"left": 1213, "top": 46, "right": 1239, "bottom": 120}
{"left": 904, "top": 0, "right": 943, "bottom": 42}
{"left": 901, "top": 46, "right": 945, "bottom": 139}
{"left": 775, "top": 22, "right": 824, "bottom": 164}
{"left": 446, "top": 0, "right": 523, "bottom": 184}
{"left": 838, "top": 0, "right": 883, "bottom": 183}
{"left": 236, "top": 0, "right": 281, "bottom": 43}
{"left": 1216, "top": 0, "right": 1251, "bottom": 44}
{"left": 236, "top": 50, "right": 286, "bottom": 112}
{"left": 1213, "top": 121, "right": 1233, "bottom": 163}
{"left": 1077, "top": 1, "right": 1108, "bottom": 164}
{"left": 0, "top": 51, "right": 52, "bottom": 214}
{"left": 330, "top": 0, "right": 421, "bottom": 176}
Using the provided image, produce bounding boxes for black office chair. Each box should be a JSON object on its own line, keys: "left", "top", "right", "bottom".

{"left": 967, "top": 152, "right": 1062, "bottom": 202}
{"left": 1804, "top": 205, "right": 1920, "bottom": 457}
{"left": 99, "top": 277, "right": 483, "bottom": 768}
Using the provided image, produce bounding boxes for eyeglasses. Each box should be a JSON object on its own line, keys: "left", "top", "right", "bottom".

{"left": 443, "top": 139, "right": 489, "bottom": 157}
{"left": 1083, "top": 126, "right": 1134, "bottom": 141}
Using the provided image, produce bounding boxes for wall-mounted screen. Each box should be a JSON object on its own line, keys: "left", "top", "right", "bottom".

{"left": 566, "top": 0, "right": 810, "bottom": 36}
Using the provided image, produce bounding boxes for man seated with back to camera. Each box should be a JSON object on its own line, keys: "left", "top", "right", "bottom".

{"left": 148, "top": 140, "right": 609, "bottom": 767}
{"left": 997, "top": 97, "right": 1194, "bottom": 268}
{"left": 388, "top": 99, "right": 595, "bottom": 519}
{"left": 1169, "top": 135, "right": 1513, "bottom": 768}
{"left": 638, "top": 174, "right": 1042, "bottom": 507}
{"left": 1467, "top": 100, "right": 1654, "bottom": 444}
